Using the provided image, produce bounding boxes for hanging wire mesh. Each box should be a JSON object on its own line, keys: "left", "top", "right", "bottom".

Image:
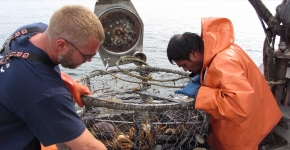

{"left": 77, "top": 56, "right": 210, "bottom": 150}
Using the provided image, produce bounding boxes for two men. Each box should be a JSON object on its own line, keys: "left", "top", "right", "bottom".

{"left": 167, "top": 17, "right": 282, "bottom": 150}
{"left": 0, "top": 3, "right": 282, "bottom": 150}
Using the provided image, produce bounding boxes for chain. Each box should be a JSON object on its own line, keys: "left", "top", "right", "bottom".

{"left": 267, "top": 80, "right": 286, "bottom": 85}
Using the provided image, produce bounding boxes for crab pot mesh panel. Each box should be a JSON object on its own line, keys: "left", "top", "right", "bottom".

{"left": 78, "top": 66, "right": 210, "bottom": 150}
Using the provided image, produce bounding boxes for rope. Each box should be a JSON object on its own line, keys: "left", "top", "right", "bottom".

{"left": 115, "top": 56, "right": 189, "bottom": 83}
{"left": 77, "top": 56, "right": 195, "bottom": 110}
{"left": 77, "top": 56, "right": 190, "bottom": 88}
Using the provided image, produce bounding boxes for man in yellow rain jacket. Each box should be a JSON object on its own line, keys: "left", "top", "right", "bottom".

{"left": 167, "top": 17, "right": 282, "bottom": 150}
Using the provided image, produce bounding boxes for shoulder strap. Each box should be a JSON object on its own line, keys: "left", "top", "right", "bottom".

{"left": 7, "top": 51, "right": 53, "bottom": 67}
{"left": 0, "top": 27, "right": 54, "bottom": 67}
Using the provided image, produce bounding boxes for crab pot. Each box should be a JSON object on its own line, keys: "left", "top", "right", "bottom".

{"left": 78, "top": 65, "right": 210, "bottom": 150}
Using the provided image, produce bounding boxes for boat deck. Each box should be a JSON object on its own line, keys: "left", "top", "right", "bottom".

{"left": 259, "top": 105, "right": 290, "bottom": 150}
{"left": 273, "top": 105, "right": 290, "bottom": 143}
{"left": 272, "top": 146, "right": 290, "bottom": 150}
{"left": 259, "top": 131, "right": 289, "bottom": 150}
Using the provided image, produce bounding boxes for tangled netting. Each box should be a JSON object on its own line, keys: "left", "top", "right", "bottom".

{"left": 77, "top": 56, "right": 210, "bottom": 150}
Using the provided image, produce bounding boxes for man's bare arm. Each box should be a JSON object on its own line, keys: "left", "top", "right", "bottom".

{"left": 64, "top": 128, "right": 107, "bottom": 150}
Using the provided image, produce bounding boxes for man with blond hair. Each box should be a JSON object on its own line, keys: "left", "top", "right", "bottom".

{"left": 0, "top": 4, "right": 106, "bottom": 150}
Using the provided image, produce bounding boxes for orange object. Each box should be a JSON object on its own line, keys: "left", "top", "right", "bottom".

{"left": 41, "top": 144, "right": 58, "bottom": 150}
{"left": 195, "top": 17, "right": 282, "bottom": 150}
{"left": 61, "top": 71, "right": 92, "bottom": 107}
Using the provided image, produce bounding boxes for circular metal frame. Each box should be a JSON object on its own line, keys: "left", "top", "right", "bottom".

{"left": 78, "top": 67, "right": 193, "bottom": 111}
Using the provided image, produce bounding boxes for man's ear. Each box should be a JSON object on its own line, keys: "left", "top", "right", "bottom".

{"left": 192, "top": 51, "right": 203, "bottom": 58}
{"left": 190, "top": 51, "right": 196, "bottom": 57}
{"left": 55, "top": 39, "right": 67, "bottom": 53}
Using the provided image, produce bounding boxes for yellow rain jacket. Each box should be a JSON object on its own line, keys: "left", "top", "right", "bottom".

{"left": 195, "top": 17, "right": 282, "bottom": 150}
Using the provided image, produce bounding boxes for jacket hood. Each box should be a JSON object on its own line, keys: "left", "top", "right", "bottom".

{"left": 201, "top": 17, "right": 235, "bottom": 71}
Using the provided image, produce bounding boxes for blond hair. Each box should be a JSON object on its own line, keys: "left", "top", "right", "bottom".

{"left": 47, "top": 4, "right": 105, "bottom": 46}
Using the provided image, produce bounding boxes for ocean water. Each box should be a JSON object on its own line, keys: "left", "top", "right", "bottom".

{"left": 0, "top": 0, "right": 279, "bottom": 79}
